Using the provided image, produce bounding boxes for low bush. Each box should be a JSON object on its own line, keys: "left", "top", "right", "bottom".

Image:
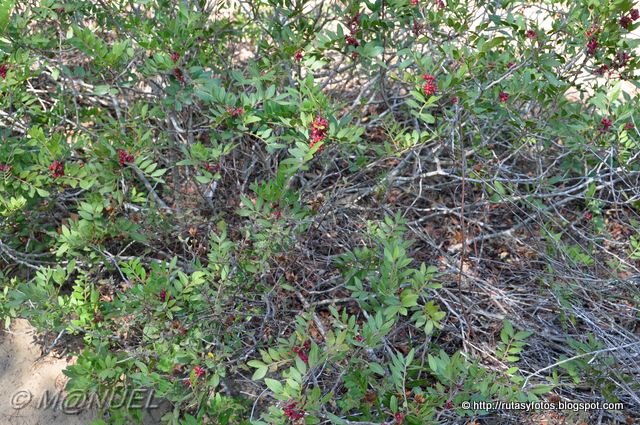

{"left": 1, "top": 0, "right": 639, "bottom": 424}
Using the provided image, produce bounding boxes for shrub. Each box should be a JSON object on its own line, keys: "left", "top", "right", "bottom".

{"left": 1, "top": 0, "right": 639, "bottom": 424}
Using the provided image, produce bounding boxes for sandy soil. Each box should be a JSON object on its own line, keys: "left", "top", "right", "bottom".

{"left": 0, "top": 319, "right": 95, "bottom": 425}
{"left": 0, "top": 319, "right": 167, "bottom": 425}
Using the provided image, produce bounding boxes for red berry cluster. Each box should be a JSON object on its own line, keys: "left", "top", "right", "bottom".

{"left": 412, "top": 20, "right": 424, "bottom": 36}
{"left": 227, "top": 106, "right": 244, "bottom": 117}
{"left": 624, "top": 122, "right": 634, "bottom": 131}
{"left": 525, "top": 29, "right": 537, "bottom": 39}
{"left": 345, "top": 35, "right": 359, "bottom": 47}
{"left": 159, "top": 290, "right": 167, "bottom": 302}
{"left": 283, "top": 400, "right": 305, "bottom": 420}
{"left": 193, "top": 366, "right": 206, "bottom": 378}
{"left": 410, "top": 0, "right": 418, "bottom": 5}
{"left": 620, "top": 15, "right": 632, "bottom": 29}
{"left": 174, "top": 67, "right": 185, "bottom": 83}
{"left": 592, "top": 49, "right": 633, "bottom": 76}
{"left": 0, "top": 164, "right": 10, "bottom": 172}
{"left": 118, "top": 149, "right": 134, "bottom": 167}
{"left": 619, "top": 9, "right": 639, "bottom": 29}
{"left": 436, "top": 0, "right": 445, "bottom": 9}
{"left": 594, "top": 64, "right": 609, "bottom": 76}
{"left": 499, "top": 91, "right": 509, "bottom": 103}
{"left": 0, "top": 64, "right": 7, "bottom": 79}
{"left": 204, "top": 162, "right": 220, "bottom": 173}
{"left": 292, "top": 340, "right": 311, "bottom": 364}
{"left": 586, "top": 37, "right": 598, "bottom": 56}
{"left": 170, "top": 52, "right": 180, "bottom": 63}
{"left": 394, "top": 412, "right": 405, "bottom": 424}
{"left": 614, "top": 50, "right": 631, "bottom": 69}
{"left": 310, "top": 115, "right": 329, "bottom": 150}
{"left": 345, "top": 12, "right": 361, "bottom": 47}
{"left": 600, "top": 117, "right": 613, "bottom": 132}
{"left": 294, "top": 50, "right": 303, "bottom": 62}
{"left": 422, "top": 73, "right": 437, "bottom": 96}
{"left": 49, "top": 160, "right": 64, "bottom": 178}
{"left": 585, "top": 25, "right": 598, "bottom": 38}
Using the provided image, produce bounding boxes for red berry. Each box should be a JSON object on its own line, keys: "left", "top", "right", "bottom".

{"left": 345, "top": 35, "right": 359, "bottom": 47}
{"left": 310, "top": 115, "right": 329, "bottom": 151}
{"left": 49, "top": 160, "right": 65, "bottom": 178}
{"left": 451, "top": 96, "right": 458, "bottom": 105}
{"left": 0, "top": 164, "right": 10, "bottom": 173}
{"left": 204, "top": 162, "right": 220, "bottom": 173}
{"left": 294, "top": 50, "right": 303, "bottom": 62}
{"left": 412, "top": 20, "right": 424, "bottom": 35}
{"left": 631, "top": 9, "right": 639, "bottom": 21}
{"left": 283, "top": 401, "right": 305, "bottom": 420}
{"left": 594, "top": 64, "right": 609, "bottom": 76}
{"left": 347, "top": 12, "right": 361, "bottom": 32}
{"left": 587, "top": 37, "right": 598, "bottom": 56}
{"left": 170, "top": 52, "right": 180, "bottom": 63}
{"left": 585, "top": 212, "right": 593, "bottom": 221}
{"left": 173, "top": 68, "right": 185, "bottom": 83}
{"left": 525, "top": 29, "right": 537, "bottom": 39}
{"left": 292, "top": 346, "right": 309, "bottom": 364}
{"left": 0, "top": 64, "right": 7, "bottom": 79}
{"left": 624, "top": 122, "right": 634, "bottom": 130}
{"left": 410, "top": 0, "right": 419, "bottom": 5}
{"left": 585, "top": 25, "right": 599, "bottom": 38}
{"left": 193, "top": 366, "right": 206, "bottom": 378}
{"left": 159, "top": 290, "right": 167, "bottom": 302}
{"left": 227, "top": 107, "right": 244, "bottom": 117}
{"left": 436, "top": 0, "right": 445, "bottom": 9}
{"left": 600, "top": 117, "right": 613, "bottom": 132}
{"left": 499, "top": 91, "right": 509, "bottom": 103}
{"left": 620, "top": 15, "right": 633, "bottom": 29}
{"left": 394, "top": 412, "right": 405, "bottom": 424}
{"left": 117, "top": 149, "right": 134, "bottom": 167}
{"left": 422, "top": 73, "right": 437, "bottom": 96}
{"left": 613, "top": 50, "right": 631, "bottom": 69}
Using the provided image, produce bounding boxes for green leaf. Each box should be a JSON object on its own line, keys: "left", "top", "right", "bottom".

{"left": 252, "top": 366, "right": 268, "bottom": 381}
{"left": 247, "top": 360, "right": 266, "bottom": 368}
{"left": 36, "top": 188, "right": 50, "bottom": 197}
{"left": 530, "top": 384, "right": 554, "bottom": 395}
{"left": 390, "top": 395, "right": 398, "bottom": 412}
{"left": 400, "top": 289, "right": 418, "bottom": 308}
{"left": 0, "top": 0, "right": 15, "bottom": 32}
{"left": 369, "top": 362, "right": 385, "bottom": 376}
{"left": 265, "top": 378, "right": 283, "bottom": 394}
{"left": 94, "top": 85, "right": 110, "bottom": 96}
{"left": 244, "top": 115, "right": 261, "bottom": 124}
